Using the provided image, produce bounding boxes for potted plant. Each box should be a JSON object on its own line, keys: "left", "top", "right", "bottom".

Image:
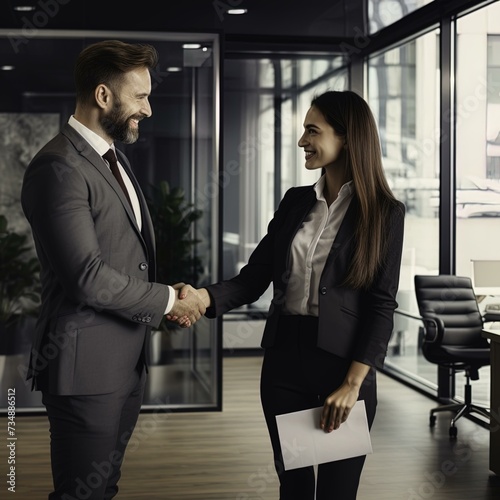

{"left": 0, "top": 214, "right": 41, "bottom": 355}
{"left": 146, "top": 181, "right": 203, "bottom": 363}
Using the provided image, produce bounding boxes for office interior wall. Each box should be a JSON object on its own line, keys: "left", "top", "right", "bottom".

{"left": 0, "top": 33, "right": 222, "bottom": 413}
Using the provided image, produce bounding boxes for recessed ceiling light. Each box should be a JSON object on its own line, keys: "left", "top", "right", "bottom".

{"left": 227, "top": 8, "right": 248, "bottom": 15}
{"left": 13, "top": 5, "right": 36, "bottom": 11}
{"left": 182, "top": 43, "right": 201, "bottom": 50}
{"left": 1, "top": 65, "right": 15, "bottom": 71}
{"left": 166, "top": 67, "right": 182, "bottom": 72}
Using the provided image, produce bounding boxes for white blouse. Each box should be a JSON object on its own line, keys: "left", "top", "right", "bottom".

{"left": 283, "top": 175, "right": 354, "bottom": 316}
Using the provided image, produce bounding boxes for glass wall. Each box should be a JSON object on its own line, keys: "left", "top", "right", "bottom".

{"left": 368, "top": 0, "right": 435, "bottom": 33}
{"left": 0, "top": 31, "right": 221, "bottom": 412}
{"left": 222, "top": 55, "right": 348, "bottom": 350}
{"left": 367, "top": 0, "right": 500, "bottom": 409}
{"left": 454, "top": 1, "right": 500, "bottom": 406}
{"left": 367, "top": 29, "right": 440, "bottom": 389}
{"left": 455, "top": 3, "right": 500, "bottom": 274}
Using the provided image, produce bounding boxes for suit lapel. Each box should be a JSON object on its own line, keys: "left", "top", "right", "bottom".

{"left": 61, "top": 125, "right": 150, "bottom": 256}
{"left": 331, "top": 196, "right": 358, "bottom": 250}
{"left": 273, "top": 187, "right": 316, "bottom": 288}
{"left": 321, "top": 196, "right": 358, "bottom": 282}
{"left": 281, "top": 186, "right": 359, "bottom": 287}
{"left": 280, "top": 187, "right": 357, "bottom": 267}
{"left": 283, "top": 187, "right": 317, "bottom": 240}
{"left": 115, "top": 149, "right": 157, "bottom": 272}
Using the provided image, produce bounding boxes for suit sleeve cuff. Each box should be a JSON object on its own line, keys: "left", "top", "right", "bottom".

{"left": 164, "top": 285, "right": 175, "bottom": 314}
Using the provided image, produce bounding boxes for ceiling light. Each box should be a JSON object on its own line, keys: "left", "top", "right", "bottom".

{"left": 227, "top": 8, "right": 248, "bottom": 15}
{"left": 166, "top": 67, "right": 182, "bottom": 72}
{"left": 1, "top": 65, "right": 15, "bottom": 71}
{"left": 13, "top": 5, "right": 36, "bottom": 11}
{"left": 182, "top": 43, "right": 201, "bottom": 50}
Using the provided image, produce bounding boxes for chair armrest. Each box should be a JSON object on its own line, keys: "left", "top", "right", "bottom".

{"left": 483, "top": 312, "right": 500, "bottom": 323}
{"left": 395, "top": 309, "right": 445, "bottom": 343}
{"left": 420, "top": 315, "right": 445, "bottom": 344}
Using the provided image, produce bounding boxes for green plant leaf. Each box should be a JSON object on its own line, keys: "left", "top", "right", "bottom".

{"left": 0, "top": 214, "right": 41, "bottom": 325}
{"left": 145, "top": 181, "right": 204, "bottom": 331}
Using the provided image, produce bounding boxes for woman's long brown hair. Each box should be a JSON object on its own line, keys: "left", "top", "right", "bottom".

{"left": 311, "top": 90, "right": 401, "bottom": 289}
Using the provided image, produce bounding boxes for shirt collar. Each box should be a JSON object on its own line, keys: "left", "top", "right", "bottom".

{"left": 68, "top": 115, "right": 114, "bottom": 157}
{"left": 313, "top": 174, "right": 354, "bottom": 202}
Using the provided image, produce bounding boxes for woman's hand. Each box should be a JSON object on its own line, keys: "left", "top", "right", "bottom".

{"left": 320, "top": 383, "right": 359, "bottom": 432}
{"left": 175, "top": 284, "right": 211, "bottom": 308}
{"left": 320, "top": 360, "right": 371, "bottom": 432}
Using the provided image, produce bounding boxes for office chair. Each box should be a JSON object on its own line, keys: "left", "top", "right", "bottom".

{"left": 414, "top": 275, "right": 491, "bottom": 438}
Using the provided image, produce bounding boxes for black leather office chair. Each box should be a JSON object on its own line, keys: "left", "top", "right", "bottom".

{"left": 414, "top": 274, "right": 490, "bottom": 438}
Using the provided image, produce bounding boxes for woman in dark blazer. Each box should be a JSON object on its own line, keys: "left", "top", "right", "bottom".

{"left": 178, "top": 90, "right": 405, "bottom": 499}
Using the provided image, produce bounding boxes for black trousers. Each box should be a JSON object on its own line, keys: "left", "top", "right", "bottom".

{"left": 260, "top": 315, "right": 377, "bottom": 500}
{"left": 41, "top": 367, "right": 146, "bottom": 500}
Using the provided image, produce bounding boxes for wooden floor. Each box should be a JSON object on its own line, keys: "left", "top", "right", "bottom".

{"left": 3, "top": 355, "right": 500, "bottom": 499}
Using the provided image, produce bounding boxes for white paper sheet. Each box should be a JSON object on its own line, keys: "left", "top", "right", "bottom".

{"left": 275, "top": 400, "right": 373, "bottom": 470}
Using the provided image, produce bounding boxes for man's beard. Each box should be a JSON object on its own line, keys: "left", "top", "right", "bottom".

{"left": 100, "top": 100, "right": 140, "bottom": 144}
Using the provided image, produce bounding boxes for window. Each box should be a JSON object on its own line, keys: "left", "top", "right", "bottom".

{"left": 456, "top": 3, "right": 500, "bottom": 276}
{"left": 368, "top": 29, "right": 440, "bottom": 389}
{"left": 368, "top": 0, "right": 435, "bottom": 33}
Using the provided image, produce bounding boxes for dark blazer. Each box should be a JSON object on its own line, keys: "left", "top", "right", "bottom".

{"left": 206, "top": 185, "right": 405, "bottom": 367}
{"left": 21, "top": 124, "right": 169, "bottom": 395}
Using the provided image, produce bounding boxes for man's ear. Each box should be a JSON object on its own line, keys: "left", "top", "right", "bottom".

{"left": 95, "top": 84, "right": 111, "bottom": 109}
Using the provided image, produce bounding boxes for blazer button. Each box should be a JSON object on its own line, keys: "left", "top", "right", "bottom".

{"left": 320, "top": 286, "right": 327, "bottom": 295}
{"left": 139, "top": 262, "right": 148, "bottom": 271}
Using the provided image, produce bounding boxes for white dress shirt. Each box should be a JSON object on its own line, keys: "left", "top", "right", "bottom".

{"left": 67, "top": 116, "right": 175, "bottom": 314}
{"left": 283, "top": 175, "right": 354, "bottom": 316}
{"left": 68, "top": 116, "right": 142, "bottom": 230}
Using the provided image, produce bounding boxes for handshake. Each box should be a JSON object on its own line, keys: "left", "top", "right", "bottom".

{"left": 166, "top": 283, "right": 211, "bottom": 328}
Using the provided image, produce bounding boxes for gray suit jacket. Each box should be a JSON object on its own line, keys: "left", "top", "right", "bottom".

{"left": 21, "top": 124, "right": 169, "bottom": 395}
{"left": 206, "top": 185, "right": 405, "bottom": 368}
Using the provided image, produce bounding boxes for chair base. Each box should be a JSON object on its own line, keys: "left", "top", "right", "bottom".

{"left": 429, "top": 402, "right": 490, "bottom": 438}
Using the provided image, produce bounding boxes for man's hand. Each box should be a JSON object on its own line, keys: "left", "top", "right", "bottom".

{"left": 166, "top": 284, "right": 207, "bottom": 328}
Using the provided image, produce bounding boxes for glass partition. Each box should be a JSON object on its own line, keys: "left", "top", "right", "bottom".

{"left": 455, "top": 0, "right": 500, "bottom": 407}
{"left": 222, "top": 55, "right": 348, "bottom": 351}
{"left": 0, "top": 31, "right": 221, "bottom": 412}
{"left": 367, "top": 28, "right": 440, "bottom": 389}
{"left": 456, "top": 3, "right": 500, "bottom": 275}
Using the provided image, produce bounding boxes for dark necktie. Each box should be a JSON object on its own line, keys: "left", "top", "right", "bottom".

{"left": 103, "top": 148, "right": 133, "bottom": 208}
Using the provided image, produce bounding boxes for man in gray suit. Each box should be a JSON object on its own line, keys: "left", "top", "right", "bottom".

{"left": 21, "top": 40, "right": 204, "bottom": 499}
